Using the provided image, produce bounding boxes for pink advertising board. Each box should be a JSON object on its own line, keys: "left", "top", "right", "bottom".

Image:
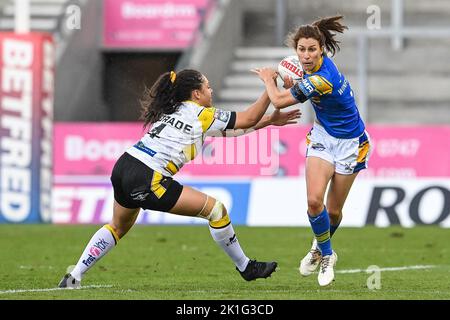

{"left": 103, "top": 0, "right": 212, "bottom": 49}
{"left": 54, "top": 123, "right": 450, "bottom": 178}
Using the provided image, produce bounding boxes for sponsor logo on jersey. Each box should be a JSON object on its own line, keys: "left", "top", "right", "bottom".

{"left": 309, "top": 75, "right": 333, "bottom": 95}
{"left": 214, "top": 109, "right": 230, "bottom": 123}
{"left": 301, "top": 78, "right": 315, "bottom": 94}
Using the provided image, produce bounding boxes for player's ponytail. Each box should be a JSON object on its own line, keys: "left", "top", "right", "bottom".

{"left": 140, "top": 69, "right": 204, "bottom": 127}
{"left": 312, "top": 15, "right": 348, "bottom": 56}
{"left": 286, "top": 15, "right": 348, "bottom": 57}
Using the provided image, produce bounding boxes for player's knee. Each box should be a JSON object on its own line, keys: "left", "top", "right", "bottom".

{"left": 206, "top": 200, "right": 230, "bottom": 228}
{"left": 327, "top": 208, "right": 341, "bottom": 219}
{"left": 307, "top": 197, "right": 324, "bottom": 214}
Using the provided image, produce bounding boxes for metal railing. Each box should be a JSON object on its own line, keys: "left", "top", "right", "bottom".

{"left": 180, "top": 0, "right": 450, "bottom": 122}
{"left": 273, "top": 0, "right": 450, "bottom": 122}
{"left": 347, "top": 26, "right": 450, "bottom": 121}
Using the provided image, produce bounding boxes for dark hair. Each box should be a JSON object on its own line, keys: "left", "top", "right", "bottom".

{"left": 140, "top": 69, "right": 204, "bottom": 127}
{"left": 286, "top": 15, "right": 348, "bottom": 57}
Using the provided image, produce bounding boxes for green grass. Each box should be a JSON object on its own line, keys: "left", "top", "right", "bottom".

{"left": 0, "top": 225, "right": 449, "bottom": 300}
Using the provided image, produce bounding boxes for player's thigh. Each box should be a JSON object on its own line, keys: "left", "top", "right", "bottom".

{"left": 326, "top": 172, "right": 358, "bottom": 212}
{"left": 169, "top": 185, "right": 216, "bottom": 217}
{"left": 306, "top": 156, "right": 335, "bottom": 201}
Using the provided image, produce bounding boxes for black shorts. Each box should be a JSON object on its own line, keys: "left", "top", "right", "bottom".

{"left": 110, "top": 153, "right": 183, "bottom": 211}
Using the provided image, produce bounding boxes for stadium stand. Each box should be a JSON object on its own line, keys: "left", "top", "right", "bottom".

{"left": 1, "top": 0, "right": 449, "bottom": 124}
{"left": 183, "top": 0, "right": 450, "bottom": 124}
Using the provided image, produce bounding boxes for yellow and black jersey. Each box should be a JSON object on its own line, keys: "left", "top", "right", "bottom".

{"left": 126, "top": 101, "right": 236, "bottom": 177}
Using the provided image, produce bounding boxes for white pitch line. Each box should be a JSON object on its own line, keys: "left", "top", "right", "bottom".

{"left": 0, "top": 285, "right": 113, "bottom": 295}
{"left": 336, "top": 265, "right": 436, "bottom": 274}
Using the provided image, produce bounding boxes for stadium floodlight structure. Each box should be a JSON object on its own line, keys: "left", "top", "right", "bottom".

{"left": 14, "top": 0, "right": 30, "bottom": 33}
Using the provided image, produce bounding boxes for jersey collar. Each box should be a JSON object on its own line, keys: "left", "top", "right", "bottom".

{"left": 184, "top": 100, "right": 203, "bottom": 107}
{"left": 305, "top": 55, "right": 324, "bottom": 75}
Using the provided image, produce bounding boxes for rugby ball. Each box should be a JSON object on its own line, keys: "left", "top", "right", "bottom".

{"left": 277, "top": 55, "right": 303, "bottom": 83}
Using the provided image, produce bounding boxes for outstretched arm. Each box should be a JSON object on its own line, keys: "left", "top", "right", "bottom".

{"left": 254, "top": 109, "right": 301, "bottom": 129}
{"left": 214, "top": 109, "right": 301, "bottom": 137}
{"left": 233, "top": 90, "right": 271, "bottom": 129}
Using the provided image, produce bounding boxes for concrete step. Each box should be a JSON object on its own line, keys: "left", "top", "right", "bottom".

{"left": 2, "top": 4, "right": 65, "bottom": 17}
{"left": 0, "top": 18, "right": 57, "bottom": 31}
{"left": 241, "top": 0, "right": 450, "bottom": 14}
{"left": 369, "top": 102, "right": 450, "bottom": 124}
{"left": 233, "top": 41, "right": 450, "bottom": 74}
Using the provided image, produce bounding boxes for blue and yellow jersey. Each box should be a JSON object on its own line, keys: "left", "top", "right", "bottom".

{"left": 290, "top": 55, "right": 365, "bottom": 139}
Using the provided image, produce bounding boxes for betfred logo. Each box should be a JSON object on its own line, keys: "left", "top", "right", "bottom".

{"left": 0, "top": 37, "right": 34, "bottom": 222}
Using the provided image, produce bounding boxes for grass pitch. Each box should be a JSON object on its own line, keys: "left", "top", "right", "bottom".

{"left": 0, "top": 225, "right": 449, "bottom": 300}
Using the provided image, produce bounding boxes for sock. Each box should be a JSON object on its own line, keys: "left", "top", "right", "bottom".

{"left": 330, "top": 214, "right": 342, "bottom": 237}
{"left": 308, "top": 207, "right": 332, "bottom": 256}
{"left": 208, "top": 218, "right": 249, "bottom": 272}
{"left": 70, "top": 224, "right": 119, "bottom": 281}
{"left": 330, "top": 223, "right": 340, "bottom": 238}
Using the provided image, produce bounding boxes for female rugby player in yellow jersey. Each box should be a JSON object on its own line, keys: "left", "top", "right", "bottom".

{"left": 253, "top": 16, "right": 372, "bottom": 286}
{"left": 58, "top": 69, "right": 300, "bottom": 288}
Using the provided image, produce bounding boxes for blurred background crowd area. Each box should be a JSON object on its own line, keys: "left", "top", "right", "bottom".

{"left": 1, "top": 0, "right": 449, "bottom": 125}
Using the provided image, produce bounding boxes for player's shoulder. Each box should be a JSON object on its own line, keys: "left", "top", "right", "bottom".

{"left": 321, "top": 56, "right": 343, "bottom": 79}
{"left": 177, "top": 100, "right": 204, "bottom": 119}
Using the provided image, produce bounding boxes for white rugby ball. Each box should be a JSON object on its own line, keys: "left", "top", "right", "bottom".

{"left": 277, "top": 55, "right": 303, "bottom": 83}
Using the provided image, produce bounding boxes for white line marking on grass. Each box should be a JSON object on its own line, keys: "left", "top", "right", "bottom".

{"left": 19, "top": 265, "right": 54, "bottom": 270}
{"left": 337, "top": 265, "right": 436, "bottom": 274}
{"left": 0, "top": 285, "right": 113, "bottom": 295}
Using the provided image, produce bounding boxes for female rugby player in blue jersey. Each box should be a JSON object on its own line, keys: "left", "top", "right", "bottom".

{"left": 253, "top": 15, "right": 371, "bottom": 286}
{"left": 58, "top": 69, "right": 300, "bottom": 288}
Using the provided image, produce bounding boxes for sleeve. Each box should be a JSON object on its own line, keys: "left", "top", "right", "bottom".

{"left": 290, "top": 75, "right": 333, "bottom": 102}
{"left": 197, "top": 107, "right": 236, "bottom": 134}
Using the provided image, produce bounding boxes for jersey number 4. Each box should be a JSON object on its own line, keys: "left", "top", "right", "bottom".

{"left": 148, "top": 124, "right": 166, "bottom": 138}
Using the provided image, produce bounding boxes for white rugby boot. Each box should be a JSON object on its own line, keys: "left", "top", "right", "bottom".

{"left": 58, "top": 273, "right": 81, "bottom": 289}
{"left": 318, "top": 251, "right": 338, "bottom": 287}
{"left": 299, "top": 238, "right": 322, "bottom": 276}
